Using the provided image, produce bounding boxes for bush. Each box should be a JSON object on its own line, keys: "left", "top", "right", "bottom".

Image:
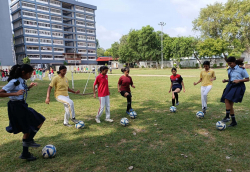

{"left": 123, "top": 65, "right": 126, "bottom": 67}
{"left": 219, "top": 63, "right": 223, "bottom": 67}
{"left": 213, "top": 64, "right": 217, "bottom": 68}
{"left": 63, "top": 61, "right": 68, "bottom": 65}
{"left": 195, "top": 63, "right": 199, "bottom": 68}
{"left": 173, "top": 63, "right": 177, "bottom": 68}
{"left": 244, "top": 62, "right": 248, "bottom": 64}
{"left": 179, "top": 64, "right": 182, "bottom": 69}
{"left": 141, "top": 66, "right": 145, "bottom": 68}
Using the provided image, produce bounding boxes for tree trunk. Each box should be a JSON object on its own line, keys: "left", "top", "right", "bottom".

{"left": 223, "top": 53, "right": 228, "bottom": 61}
{"left": 194, "top": 54, "right": 202, "bottom": 68}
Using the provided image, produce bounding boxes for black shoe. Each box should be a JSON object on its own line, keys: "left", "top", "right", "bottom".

{"left": 19, "top": 152, "right": 37, "bottom": 161}
{"left": 71, "top": 118, "right": 79, "bottom": 124}
{"left": 222, "top": 117, "right": 231, "bottom": 123}
{"left": 22, "top": 140, "right": 41, "bottom": 148}
{"left": 63, "top": 123, "right": 72, "bottom": 127}
{"left": 228, "top": 122, "right": 237, "bottom": 127}
{"left": 202, "top": 107, "right": 206, "bottom": 114}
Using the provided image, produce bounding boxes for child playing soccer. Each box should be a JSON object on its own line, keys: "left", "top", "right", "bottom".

{"left": 45, "top": 65, "right": 80, "bottom": 127}
{"left": 118, "top": 67, "right": 135, "bottom": 115}
{"left": 93, "top": 66, "right": 113, "bottom": 123}
{"left": 169, "top": 68, "right": 185, "bottom": 106}
{"left": 0, "top": 64, "right": 45, "bottom": 161}
{"left": 194, "top": 61, "right": 216, "bottom": 114}
{"left": 221, "top": 57, "right": 249, "bottom": 127}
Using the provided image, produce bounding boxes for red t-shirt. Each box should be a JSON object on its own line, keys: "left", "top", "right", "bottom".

{"left": 33, "top": 71, "right": 36, "bottom": 75}
{"left": 170, "top": 74, "right": 183, "bottom": 86}
{"left": 2, "top": 72, "right": 5, "bottom": 77}
{"left": 94, "top": 74, "right": 110, "bottom": 97}
{"left": 118, "top": 75, "right": 133, "bottom": 92}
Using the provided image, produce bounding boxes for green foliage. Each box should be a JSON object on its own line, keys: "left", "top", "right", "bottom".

{"left": 63, "top": 61, "right": 68, "bottom": 65}
{"left": 141, "top": 65, "right": 145, "bottom": 68}
{"left": 173, "top": 63, "right": 177, "bottom": 68}
{"left": 97, "top": 48, "right": 105, "bottom": 57}
{"left": 213, "top": 64, "right": 217, "bottom": 68}
{"left": 219, "top": 63, "right": 223, "bottom": 67}
{"left": 179, "top": 64, "right": 182, "bottom": 69}
{"left": 22, "top": 56, "right": 30, "bottom": 64}
{"left": 195, "top": 63, "right": 199, "bottom": 68}
{"left": 110, "top": 42, "right": 120, "bottom": 59}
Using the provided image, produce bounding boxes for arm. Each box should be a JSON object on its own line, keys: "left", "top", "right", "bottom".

{"left": 68, "top": 87, "right": 80, "bottom": 94}
{"left": 211, "top": 77, "right": 216, "bottom": 81}
{"left": 233, "top": 78, "right": 249, "bottom": 84}
{"left": 0, "top": 89, "right": 24, "bottom": 97}
{"left": 45, "top": 86, "right": 52, "bottom": 104}
{"left": 181, "top": 81, "right": 185, "bottom": 92}
{"left": 194, "top": 78, "right": 202, "bottom": 85}
{"left": 118, "top": 84, "right": 121, "bottom": 92}
{"left": 169, "top": 82, "right": 173, "bottom": 93}
{"left": 28, "top": 82, "right": 38, "bottom": 90}
{"left": 93, "top": 84, "right": 97, "bottom": 98}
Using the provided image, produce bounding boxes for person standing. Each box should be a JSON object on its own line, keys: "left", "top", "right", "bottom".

{"left": 194, "top": 61, "right": 216, "bottom": 114}
{"left": 109, "top": 66, "right": 112, "bottom": 74}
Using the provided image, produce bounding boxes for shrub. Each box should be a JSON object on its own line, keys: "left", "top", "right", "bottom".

{"left": 179, "top": 64, "right": 182, "bottom": 69}
{"left": 173, "top": 63, "right": 177, "bottom": 68}
{"left": 141, "top": 65, "right": 145, "bottom": 68}
{"left": 123, "top": 65, "right": 126, "bottom": 67}
{"left": 244, "top": 61, "right": 248, "bottom": 64}
{"left": 219, "top": 63, "right": 223, "bottom": 67}
{"left": 213, "top": 64, "right": 217, "bottom": 68}
{"left": 195, "top": 63, "right": 199, "bottom": 68}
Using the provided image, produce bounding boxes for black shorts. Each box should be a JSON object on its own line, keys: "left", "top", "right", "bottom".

{"left": 120, "top": 91, "right": 132, "bottom": 97}
{"left": 172, "top": 85, "right": 182, "bottom": 91}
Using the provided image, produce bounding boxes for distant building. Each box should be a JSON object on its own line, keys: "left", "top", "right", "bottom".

{"left": 10, "top": 0, "right": 97, "bottom": 65}
{"left": 0, "top": 0, "right": 16, "bottom": 67}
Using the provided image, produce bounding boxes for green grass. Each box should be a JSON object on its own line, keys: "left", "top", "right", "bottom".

{"left": 1, "top": 68, "right": 250, "bottom": 172}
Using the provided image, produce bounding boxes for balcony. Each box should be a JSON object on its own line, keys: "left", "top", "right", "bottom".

{"left": 41, "top": 46, "right": 52, "bottom": 52}
{"left": 85, "top": 8, "right": 94, "bottom": 14}
{"left": 54, "top": 48, "right": 64, "bottom": 52}
{"left": 54, "top": 56, "right": 65, "bottom": 60}
{"left": 36, "top": 0, "right": 48, "bottom": 4}
{"left": 50, "top": 0, "right": 61, "bottom": 7}
{"left": 26, "top": 46, "right": 39, "bottom": 51}
{"left": 27, "top": 54, "right": 40, "bottom": 59}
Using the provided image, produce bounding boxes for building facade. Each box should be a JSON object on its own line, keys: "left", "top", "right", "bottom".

{"left": 0, "top": 0, "right": 16, "bottom": 67}
{"left": 10, "top": 0, "right": 97, "bottom": 65}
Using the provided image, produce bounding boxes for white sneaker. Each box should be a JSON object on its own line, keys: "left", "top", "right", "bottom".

{"left": 105, "top": 119, "right": 114, "bottom": 123}
{"left": 95, "top": 118, "right": 101, "bottom": 123}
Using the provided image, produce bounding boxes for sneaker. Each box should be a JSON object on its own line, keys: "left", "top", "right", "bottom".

{"left": 222, "top": 117, "right": 231, "bottom": 123}
{"left": 95, "top": 118, "right": 101, "bottom": 123}
{"left": 105, "top": 119, "right": 114, "bottom": 123}
{"left": 22, "top": 140, "right": 41, "bottom": 148}
{"left": 176, "top": 102, "right": 179, "bottom": 106}
{"left": 126, "top": 111, "right": 130, "bottom": 115}
{"left": 228, "top": 122, "right": 237, "bottom": 127}
{"left": 130, "top": 109, "right": 134, "bottom": 112}
{"left": 19, "top": 152, "right": 37, "bottom": 161}
{"left": 71, "top": 118, "right": 79, "bottom": 124}
{"left": 63, "top": 123, "right": 72, "bottom": 127}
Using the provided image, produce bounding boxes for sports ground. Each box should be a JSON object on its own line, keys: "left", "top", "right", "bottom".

{"left": 0, "top": 68, "right": 250, "bottom": 171}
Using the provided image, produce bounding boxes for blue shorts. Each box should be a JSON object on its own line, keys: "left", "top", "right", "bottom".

{"left": 172, "top": 85, "right": 182, "bottom": 91}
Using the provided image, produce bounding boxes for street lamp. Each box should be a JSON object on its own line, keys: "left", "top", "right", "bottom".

{"left": 158, "top": 22, "right": 166, "bottom": 69}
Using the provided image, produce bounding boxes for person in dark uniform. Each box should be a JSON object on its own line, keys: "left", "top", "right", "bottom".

{"left": 0, "top": 64, "right": 45, "bottom": 161}
{"left": 169, "top": 68, "right": 185, "bottom": 106}
{"left": 221, "top": 57, "right": 249, "bottom": 127}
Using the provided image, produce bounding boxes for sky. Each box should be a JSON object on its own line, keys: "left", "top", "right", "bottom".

{"left": 78, "top": 0, "right": 228, "bottom": 49}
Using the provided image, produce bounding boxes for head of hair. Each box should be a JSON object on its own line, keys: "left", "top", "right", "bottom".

{"left": 203, "top": 61, "right": 210, "bottom": 67}
{"left": 226, "top": 56, "right": 236, "bottom": 63}
{"left": 100, "top": 66, "right": 108, "bottom": 72}
{"left": 57, "top": 65, "right": 67, "bottom": 74}
{"left": 171, "top": 68, "right": 177, "bottom": 72}
{"left": 226, "top": 56, "right": 244, "bottom": 66}
{"left": 8, "top": 64, "right": 33, "bottom": 82}
{"left": 121, "top": 67, "right": 130, "bottom": 73}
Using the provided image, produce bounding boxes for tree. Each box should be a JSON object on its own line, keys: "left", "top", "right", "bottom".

{"left": 104, "top": 48, "right": 112, "bottom": 56}
{"left": 111, "top": 42, "right": 120, "bottom": 59}
{"left": 96, "top": 39, "right": 100, "bottom": 49}
{"left": 23, "top": 56, "right": 30, "bottom": 64}
{"left": 119, "top": 35, "right": 135, "bottom": 65}
{"left": 97, "top": 47, "right": 105, "bottom": 57}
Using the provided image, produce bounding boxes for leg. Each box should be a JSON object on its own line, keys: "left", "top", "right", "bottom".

{"left": 228, "top": 101, "right": 237, "bottom": 126}
{"left": 172, "top": 88, "right": 180, "bottom": 106}
{"left": 201, "top": 86, "right": 205, "bottom": 109}
{"left": 56, "top": 96, "right": 74, "bottom": 125}
{"left": 202, "top": 85, "right": 212, "bottom": 111}
{"left": 96, "top": 97, "right": 105, "bottom": 119}
{"left": 124, "top": 92, "right": 131, "bottom": 112}
{"left": 222, "top": 99, "right": 233, "bottom": 123}
{"left": 105, "top": 96, "right": 111, "bottom": 119}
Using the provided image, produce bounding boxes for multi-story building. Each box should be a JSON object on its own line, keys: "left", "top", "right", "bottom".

{"left": 10, "top": 0, "right": 97, "bottom": 65}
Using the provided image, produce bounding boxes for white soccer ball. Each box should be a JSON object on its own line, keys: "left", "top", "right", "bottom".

{"left": 75, "top": 121, "right": 85, "bottom": 129}
{"left": 129, "top": 111, "right": 137, "bottom": 119}
{"left": 42, "top": 145, "right": 56, "bottom": 158}
{"left": 170, "top": 106, "right": 177, "bottom": 113}
{"left": 216, "top": 121, "right": 226, "bottom": 131}
{"left": 120, "top": 118, "right": 129, "bottom": 127}
{"left": 196, "top": 111, "right": 204, "bottom": 119}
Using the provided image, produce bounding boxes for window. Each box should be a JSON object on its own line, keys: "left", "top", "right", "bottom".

{"left": 24, "top": 20, "right": 37, "bottom": 26}
{"left": 81, "top": 56, "right": 87, "bottom": 60}
{"left": 12, "top": 12, "right": 21, "bottom": 20}
{"left": 88, "top": 50, "right": 96, "bottom": 54}
{"left": 14, "top": 29, "right": 23, "bottom": 37}
{"left": 37, "top": 5, "right": 49, "bottom": 12}
{"left": 88, "top": 57, "right": 96, "bottom": 60}
{"left": 37, "top": 0, "right": 48, "bottom": 4}
{"left": 16, "top": 46, "right": 25, "bottom": 53}
{"left": 54, "top": 47, "right": 64, "bottom": 52}
{"left": 52, "top": 24, "right": 62, "bottom": 30}
{"left": 77, "top": 28, "right": 85, "bottom": 33}
{"left": 11, "top": 2, "right": 20, "bottom": 12}
{"left": 27, "top": 54, "right": 40, "bottom": 59}
{"left": 78, "top": 49, "right": 86, "bottom": 54}
{"left": 37, "top": 13, "right": 50, "bottom": 20}
{"left": 52, "top": 32, "right": 63, "bottom": 37}
{"left": 40, "top": 38, "right": 52, "bottom": 44}
{"left": 38, "top": 22, "right": 50, "bottom": 28}
{"left": 22, "top": 2, "right": 35, "bottom": 9}
{"left": 41, "top": 55, "right": 52, "bottom": 59}
{"left": 51, "top": 16, "right": 62, "bottom": 22}
{"left": 54, "top": 55, "right": 64, "bottom": 59}
{"left": 41, "top": 46, "right": 52, "bottom": 51}
{"left": 86, "top": 15, "right": 94, "bottom": 20}
{"left": 13, "top": 20, "right": 22, "bottom": 29}
{"left": 15, "top": 37, "right": 24, "bottom": 45}
{"left": 26, "top": 37, "right": 39, "bottom": 43}
{"left": 75, "top": 5, "right": 84, "bottom": 12}
{"left": 26, "top": 46, "right": 39, "bottom": 51}
{"left": 85, "top": 8, "right": 94, "bottom": 13}
{"left": 86, "top": 22, "right": 95, "bottom": 28}
{"left": 53, "top": 39, "right": 63, "bottom": 45}
{"left": 50, "top": 8, "right": 61, "bottom": 14}
{"left": 78, "top": 42, "right": 86, "bottom": 47}
{"left": 50, "top": 0, "right": 60, "bottom": 6}
{"left": 23, "top": 11, "right": 36, "bottom": 18}
{"left": 87, "top": 43, "right": 96, "bottom": 47}
{"left": 87, "top": 29, "right": 95, "bottom": 34}
{"left": 87, "top": 36, "right": 95, "bottom": 41}
{"left": 39, "top": 30, "right": 51, "bottom": 36}
{"left": 76, "top": 20, "right": 85, "bottom": 26}
{"left": 76, "top": 13, "right": 85, "bottom": 19}
{"left": 25, "top": 29, "right": 38, "bottom": 35}
{"left": 77, "top": 35, "right": 86, "bottom": 40}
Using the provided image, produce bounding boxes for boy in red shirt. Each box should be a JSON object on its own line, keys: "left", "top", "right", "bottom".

{"left": 118, "top": 67, "right": 135, "bottom": 115}
{"left": 93, "top": 66, "right": 113, "bottom": 123}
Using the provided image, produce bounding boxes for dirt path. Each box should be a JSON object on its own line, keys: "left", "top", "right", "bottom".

{"left": 109, "top": 74, "right": 196, "bottom": 77}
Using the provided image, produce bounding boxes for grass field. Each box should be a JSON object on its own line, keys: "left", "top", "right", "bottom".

{"left": 0, "top": 68, "right": 250, "bottom": 172}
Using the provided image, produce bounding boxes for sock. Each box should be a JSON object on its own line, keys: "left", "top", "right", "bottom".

{"left": 28, "top": 128, "right": 40, "bottom": 142}
{"left": 174, "top": 93, "right": 179, "bottom": 103}
{"left": 226, "top": 109, "right": 230, "bottom": 118}
{"left": 22, "top": 139, "right": 29, "bottom": 156}
{"left": 231, "top": 114, "right": 236, "bottom": 123}
{"left": 127, "top": 94, "right": 131, "bottom": 111}
{"left": 172, "top": 99, "right": 175, "bottom": 106}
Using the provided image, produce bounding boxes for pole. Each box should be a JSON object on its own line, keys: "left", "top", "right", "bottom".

{"left": 159, "top": 22, "right": 166, "bottom": 69}
{"left": 71, "top": 72, "right": 74, "bottom": 90}
{"left": 74, "top": 49, "right": 76, "bottom": 67}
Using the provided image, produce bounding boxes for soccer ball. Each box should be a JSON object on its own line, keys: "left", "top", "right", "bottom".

{"left": 129, "top": 111, "right": 137, "bottom": 119}
{"left": 196, "top": 111, "right": 204, "bottom": 119}
{"left": 170, "top": 106, "right": 177, "bottom": 113}
{"left": 75, "top": 121, "right": 85, "bottom": 129}
{"left": 42, "top": 145, "right": 56, "bottom": 158}
{"left": 216, "top": 121, "right": 226, "bottom": 131}
{"left": 120, "top": 118, "right": 129, "bottom": 126}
